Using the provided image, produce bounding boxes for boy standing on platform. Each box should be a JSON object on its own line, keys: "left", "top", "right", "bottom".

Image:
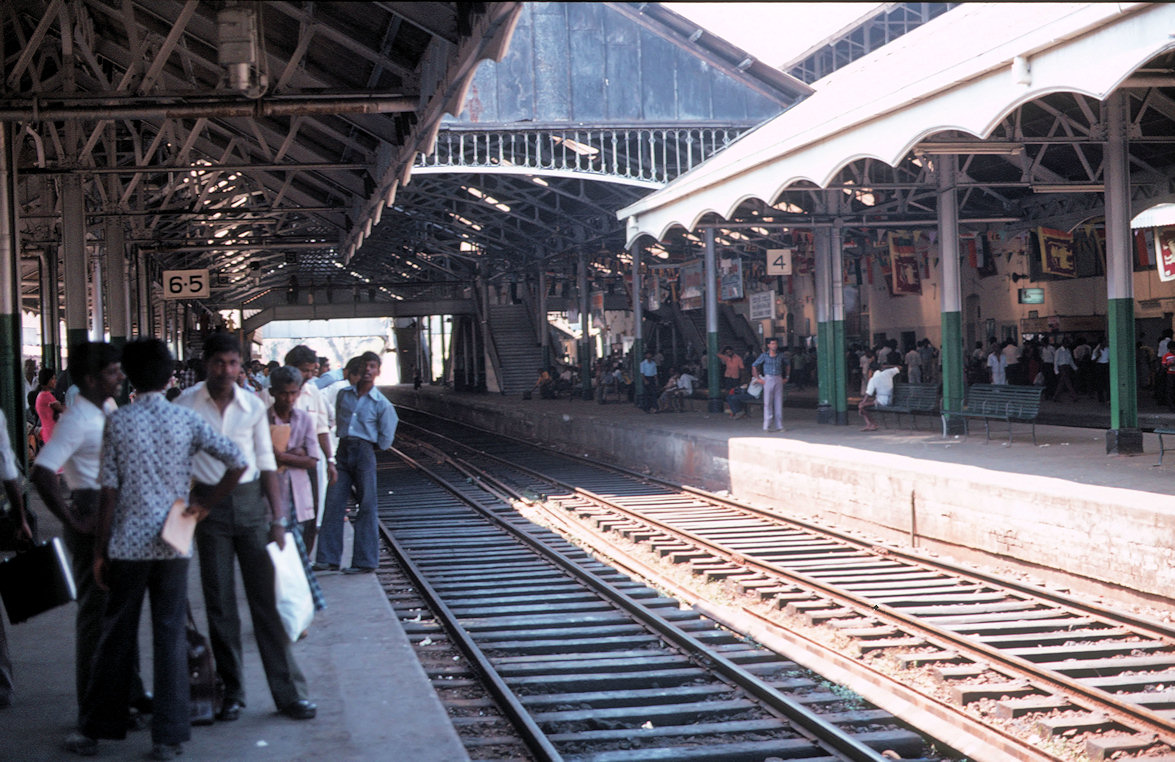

{"left": 31, "top": 343, "right": 150, "bottom": 724}
{"left": 314, "top": 351, "right": 398, "bottom": 574}
{"left": 176, "top": 334, "right": 317, "bottom": 724}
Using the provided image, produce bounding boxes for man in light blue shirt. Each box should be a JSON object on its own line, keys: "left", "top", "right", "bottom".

{"left": 638, "top": 351, "right": 658, "bottom": 412}
{"left": 314, "top": 352, "right": 398, "bottom": 574}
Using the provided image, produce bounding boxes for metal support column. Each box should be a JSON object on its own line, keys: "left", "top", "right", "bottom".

{"left": 90, "top": 249, "right": 104, "bottom": 340}
{"left": 578, "top": 251, "right": 592, "bottom": 400}
{"left": 106, "top": 217, "right": 129, "bottom": 351}
{"left": 631, "top": 241, "right": 644, "bottom": 406}
{"left": 814, "top": 212, "right": 834, "bottom": 423}
{"left": 40, "top": 248, "right": 60, "bottom": 371}
{"left": 537, "top": 265, "right": 550, "bottom": 369}
{"left": 703, "top": 229, "right": 722, "bottom": 413}
{"left": 0, "top": 123, "right": 24, "bottom": 466}
{"left": 937, "top": 154, "right": 965, "bottom": 435}
{"left": 137, "top": 249, "right": 152, "bottom": 337}
{"left": 831, "top": 214, "right": 848, "bottom": 424}
{"left": 61, "top": 173, "right": 89, "bottom": 350}
{"left": 1105, "top": 91, "right": 1141, "bottom": 454}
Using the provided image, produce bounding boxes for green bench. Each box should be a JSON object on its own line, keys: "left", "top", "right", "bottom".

{"left": 953, "top": 384, "right": 1045, "bottom": 445}
{"left": 875, "top": 382, "right": 940, "bottom": 430}
{"left": 1155, "top": 428, "right": 1175, "bottom": 465}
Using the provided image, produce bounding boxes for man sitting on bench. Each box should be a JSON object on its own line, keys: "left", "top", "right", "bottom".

{"left": 859, "top": 361, "right": 900, "bottom": 432}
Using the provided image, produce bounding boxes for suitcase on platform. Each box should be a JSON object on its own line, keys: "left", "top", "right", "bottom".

{"left": 0, "top": 537, "right": 77, "bottom": 624}
{"left": 187, "top": 607, "right": 223, "bottom": 725}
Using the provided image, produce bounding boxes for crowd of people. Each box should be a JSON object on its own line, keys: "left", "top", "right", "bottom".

{"left": 3, "top": 336, "right": 398, "bottom": 759}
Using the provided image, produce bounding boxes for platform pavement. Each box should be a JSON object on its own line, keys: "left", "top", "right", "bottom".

{"left": 0, "top": 508, "right": 469, "bottom": 762}
{"left": 392, "top": 382, "right": 1175, "bottom": 497}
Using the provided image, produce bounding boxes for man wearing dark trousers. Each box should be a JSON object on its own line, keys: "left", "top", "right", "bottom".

{"left": 314, "top": 351, "right": 398, "bottom": 574}
{"left": 32, "top": 343, "right": 150, "bottom": 724}
{"left": 176, "top": 334, "right": 316, "bottom": 723}
{"left": 66, "top": 338, "right": 246, "bottom": 760}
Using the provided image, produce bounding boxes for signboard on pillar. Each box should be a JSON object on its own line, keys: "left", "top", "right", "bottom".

{"left": 1155, "top": 227, "right": 1175, "bottom": 282}
{"left": 766, "top": 249, "right": 793, "bottom": 276}
{"left": 162, "top": 269, "right": 211, "bottom": 299}
{"left": 749, "top": 290, "right": 775, "bottom": 321}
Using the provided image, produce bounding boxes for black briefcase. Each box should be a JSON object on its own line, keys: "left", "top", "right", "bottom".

{"left": 187, "top": 607, "right": 223, "bottom": 725}
{"left": 0, "top": 537, "right": 77, "bottom": 624}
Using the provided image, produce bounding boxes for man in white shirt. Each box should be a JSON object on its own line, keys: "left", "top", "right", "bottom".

{"left": 177, "top": 334, "right": 316, "bottom": 723}
{"left": 858, "top": 362, "right": 901, "bottom": 431}
{"left": 30, "top": 343, "right": 148, "bottom": 724}
{"left": 0, "top": 406, "right": 27, "bottom": 709}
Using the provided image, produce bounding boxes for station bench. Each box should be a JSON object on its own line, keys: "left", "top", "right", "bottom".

{"left": 1155, "top": 427, "right": 1175, "bottom": 465}
{"left": 952, "top": 384, "right": 1045, "bottom": 445}
{"left": 875, "top": 382, "right": 940, "bottom": 430}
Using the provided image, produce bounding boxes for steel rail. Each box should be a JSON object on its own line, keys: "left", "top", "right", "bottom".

{"left": 393, "top": 415, "right": 1175, "bottom": 742}
{"left": 373, "top": 474, "right": 563, "bottom": 762}
{"left": 398, "top": 411, "right": 1175, "bottom": 644}
{"left": 527, "top": 492, "right": 1064, "bottom": 762}
{"left": 391, "top": 442, "right": 894, "bottom": 762}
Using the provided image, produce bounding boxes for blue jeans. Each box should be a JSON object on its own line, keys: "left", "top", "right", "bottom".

{"left": 316, "top": 438, "right": 379, "bottom": 570}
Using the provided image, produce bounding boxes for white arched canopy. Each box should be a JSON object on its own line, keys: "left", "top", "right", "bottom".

{"left": 619, "top": 2, "right": 1175, "bottom": 245}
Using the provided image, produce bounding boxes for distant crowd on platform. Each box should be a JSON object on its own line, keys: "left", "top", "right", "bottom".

{"left": 3, "top": 335, "right": 399, "bottom": 759}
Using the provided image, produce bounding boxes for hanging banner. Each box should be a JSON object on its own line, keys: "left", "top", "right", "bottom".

{"left": 590, "top": 290, "right": 605, "bottom": 324}
{"left": 1037, "top": 227, "right": 1076, "bottom": 277}
{"left": 1135, "top": 229, "right": 1156, "bottom": 268}
{"left": 679, "top": 260, "right": 704, "bottom": 311}
{"left": 888, "top": 231, "right": 921, "bottom": 295}
{"left": 646, "top": 274, "right": 661, "bottom": 311}
{"left": 1156, "top": 227, "right": 1175, "bottom": 282}
{"left": 749, "top": 289, "right": 775, "bottom": 321}
{"left": 719, "top": 257, "right": 744, "bottom": 301}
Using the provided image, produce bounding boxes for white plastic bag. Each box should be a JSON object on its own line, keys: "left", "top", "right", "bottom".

{"left": 266, "top": 540, "right": 314, "bottom": 642}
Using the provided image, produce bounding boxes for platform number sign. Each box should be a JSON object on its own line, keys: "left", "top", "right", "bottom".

{"left": 162, "top": 269, "right": 210, "bottom": 299}
{"left": 766, "top": 248, "right": 793, "bottom": 276}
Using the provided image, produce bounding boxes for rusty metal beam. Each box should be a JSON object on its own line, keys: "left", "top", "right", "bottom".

{"left": 0, "top": 95, "right": 416, "bottom": 121}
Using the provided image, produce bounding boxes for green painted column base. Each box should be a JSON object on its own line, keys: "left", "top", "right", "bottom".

{"left": 1106, "top": 428, "right": 1143, "bottom": 455}
{"left": 631, "top": 338, "right": 644, "bottom": 408}
{"left": 940, "top": 310, "right": 967, "bottom": 436}
{"left": 1107, "top": 296, "right": 1140, "bottom": 454}
{"left": 816, "top": 320, "right": 834, "bottom": 424}
{"left": 1, "top": 313, "right": 25, "bottom": 470}
{"left": 831, "top": 318, "right": 847, "bottom": 425}
{"left": 707, "top": 330, "right": 722, "bottom": 414}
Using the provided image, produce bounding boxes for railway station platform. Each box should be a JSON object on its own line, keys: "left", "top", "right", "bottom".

{"left": 387, "top": 383, "right": 1175, "bottom": 618}
{"left": 0, "top": 510, "right": 468, "bottom": 762}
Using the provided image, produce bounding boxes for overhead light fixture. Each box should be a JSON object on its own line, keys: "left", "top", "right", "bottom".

{"left": 915, "top": 141, "right": 1024, "bottom": 155}
{"left": 1031, "top": 183, "right": 1104, "bottom": 193}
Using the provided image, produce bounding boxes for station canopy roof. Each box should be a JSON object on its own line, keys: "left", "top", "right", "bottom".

{"left": 619, "top": 2, "right": 1175, "bottom": 246}
{"left": 5, "top": 1, "right": 521, "bottom": 308}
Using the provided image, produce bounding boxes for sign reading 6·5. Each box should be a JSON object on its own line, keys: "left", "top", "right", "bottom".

{"left": 162, "top": 269, "right": 211, "bottom": 299}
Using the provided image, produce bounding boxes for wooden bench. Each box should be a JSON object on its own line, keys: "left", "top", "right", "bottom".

{"left": 953, "top": 384, "right": 1045, "bottom": 445}
{"left": 1155, "top": 428, "right": 1175, "bottom": 465}
{"left": 875, "top": 382, "right": 940, "bottom": 430}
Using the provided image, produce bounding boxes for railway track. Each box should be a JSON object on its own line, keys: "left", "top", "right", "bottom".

{"left": 371, "top": 442, "right": 948, "bottom": 761}
{"left": 393, "top": 407, "right": 1175, "bottom": 762}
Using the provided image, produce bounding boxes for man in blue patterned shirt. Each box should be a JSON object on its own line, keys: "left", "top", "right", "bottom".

{"left": 751, "top": 338, "right": 790, "bottom": 432}
{"left": 66, "top": 339, "right": 247, "bottom": 761}
{"left": 314, "top": 351, "right": 398, "bottom": 574}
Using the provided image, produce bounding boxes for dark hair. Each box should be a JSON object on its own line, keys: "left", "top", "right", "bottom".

{"left": 269, "top": 366, "right": 302, "bottom": 391}
{"left": 203, "top": 332, "right": 241, "bottom": 360}
{"left": 317, "top": 356, "right": 328, "bottom": 366}
{"left": 359, "top": 350, "right": 381, "bottom": 366}
{"left": 165, "top": 387, "right": 182, "bottom": 402}
{"left": 344, "top": 356, "right": 364, "bottom": 377}
{"left": 69, "top": 342, "right": 122, "bottom": 388}
{"left": 284, "top": 345, "right": 318, "bottom": 367}
{"left": 123, "top": 338, "right": 174, "bottom": 392}
{"left": 37, "top": 367, "right": 55, "bottom": 387}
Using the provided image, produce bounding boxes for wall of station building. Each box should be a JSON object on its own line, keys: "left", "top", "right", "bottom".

{"left": 713, "top": 229, "right": 1175, "bottom": 355}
